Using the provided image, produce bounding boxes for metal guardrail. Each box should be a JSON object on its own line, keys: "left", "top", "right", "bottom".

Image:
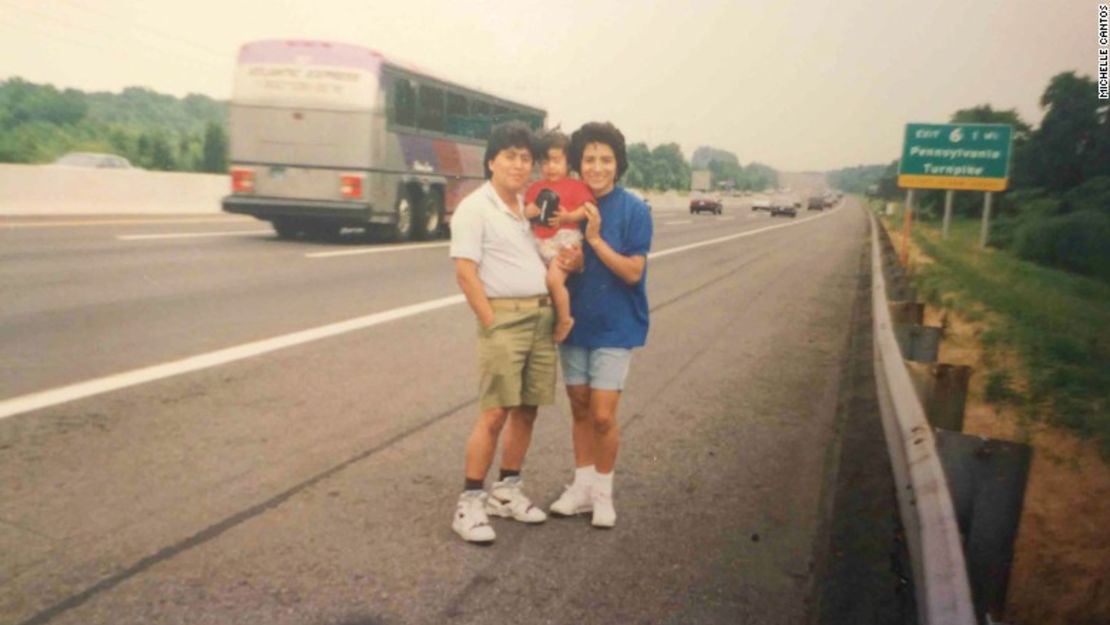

{"left": 868, "top": 211, "right": 977, "bottom": 625}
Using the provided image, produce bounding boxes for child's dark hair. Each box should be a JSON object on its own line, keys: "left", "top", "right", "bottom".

{"left": 483, "top": 121, "right": 535, "bottom": 179}
{"left": 568, "top": 122, "right": 629, "bottom": 181}
{"left": 537, "top": 130, "right": 570, "bottom": 161}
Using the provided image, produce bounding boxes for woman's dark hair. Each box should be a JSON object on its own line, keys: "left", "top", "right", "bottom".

{"left": 568, "top": 122, "right": 628, "bottom": 181}
{"left": 537, "top": 129, "right": 570, "bottom": 160}
{"left": 483, "top": 121, "right": 535, "bottom": 179}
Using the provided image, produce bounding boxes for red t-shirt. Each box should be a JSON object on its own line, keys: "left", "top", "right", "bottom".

{"left": 525, "top": 178, "right": 594, "bottom": 239}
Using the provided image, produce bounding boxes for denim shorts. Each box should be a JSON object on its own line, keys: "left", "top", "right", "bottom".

{"left": 559, "top": 345, "right": 633, "bottom": 391}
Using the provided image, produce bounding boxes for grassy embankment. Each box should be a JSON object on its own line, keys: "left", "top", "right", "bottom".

{"left": 885, "top": 208, "right": 1110, "bottom": 455}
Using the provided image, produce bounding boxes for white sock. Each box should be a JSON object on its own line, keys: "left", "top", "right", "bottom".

{"left": 574, "top": 465, "right": 595, "bottom": 488}
{"left": 595, "top": 471, "right": 614, "bottom": 496}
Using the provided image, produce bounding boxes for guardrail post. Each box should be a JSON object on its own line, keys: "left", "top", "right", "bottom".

{"left": 934, "top": 431, "right": 1031, "bottom": 623}
{"left": 889, "top": 301, "right": 924, "bottom": 325}
{"left": 906, "top": 363, "right": 972, "bottom": 432}
{"left": 893, "top": 324, "right": 942, "bottom": 363}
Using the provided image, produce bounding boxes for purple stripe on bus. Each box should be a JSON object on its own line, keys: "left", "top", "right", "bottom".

{"left": 397, "top": 134, "right": 439, "bottom": 171}
{"left": 238, "top": 40, "right": 382, "bottom": 71}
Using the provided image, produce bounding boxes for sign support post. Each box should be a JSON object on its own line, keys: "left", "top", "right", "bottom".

{"left": 943, "top": 190, "right": 954, "bottom": 239}
{"left": 980, "top": 192, "right": 993, "bottom": 249}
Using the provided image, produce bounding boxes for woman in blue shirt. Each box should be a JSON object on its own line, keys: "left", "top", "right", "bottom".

{"left": 548, "top": 122, "right": 653, "bottom": 528}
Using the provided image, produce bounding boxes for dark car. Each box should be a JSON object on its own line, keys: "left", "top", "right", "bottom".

{"left": 689, "top": 192, "right": 723, "bottom": 215}
{"left": 770, "top": 203, "right": 797, "bottom": 218}
{"left": 807, "top": 196, "right": 824, "bottom": 210}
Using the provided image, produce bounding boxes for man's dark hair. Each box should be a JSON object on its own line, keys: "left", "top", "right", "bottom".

{"left": 484, "top": 121, "right": 535, "bottom": 179}
{"left": 568, "top": 122, "right": 628, "bottom": 181}
{"left": 537, "top": 129, "right": 570, "bottom": 160}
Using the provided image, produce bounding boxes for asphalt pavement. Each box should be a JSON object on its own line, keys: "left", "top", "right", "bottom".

{"left": 0, "top": 196, "right": 894, "bottom": 624}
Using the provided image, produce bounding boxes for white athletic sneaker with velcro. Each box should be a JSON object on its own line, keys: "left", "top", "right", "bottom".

{"left": 590, "top": 488, "right": 616, "bottom": 528}
{"left": 485, "top": 478, "right": 547, "bottom": 523}
{"left": 453, "top": 492, "right": 496, "bottom": 543}
{"left": 549, "top": 482, "right": 593, "bottom": 517}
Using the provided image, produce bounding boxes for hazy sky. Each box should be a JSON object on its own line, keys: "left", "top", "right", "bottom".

{"left": 0, "top": 0, "right": 1095, "bottom": 171}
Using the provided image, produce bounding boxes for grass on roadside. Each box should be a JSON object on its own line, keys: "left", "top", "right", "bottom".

{"left": 891, "top": 215, "right": 1110, "bottom": 455}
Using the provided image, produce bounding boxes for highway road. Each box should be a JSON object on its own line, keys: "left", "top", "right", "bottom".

{"left": 0, "top": 196, "right": 898, "bottom": 624}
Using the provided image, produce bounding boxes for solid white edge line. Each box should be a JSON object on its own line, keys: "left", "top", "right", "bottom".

{"left": 0, "top": 295, "right": 466, "bottom": 420}
{"left": 0, "top": 205, "right": 840, "bottom": 420}
{"left": 663, "top": 220, "right": 692, "bottom": 226}
{"left": 3, "top": 217, "right": 254, "bottom": 229}
{"left": 306, "top": 241, "right": 450, "bottom": 258}
{"left": 117, "top": 230, "right": 273, "bottom": 241}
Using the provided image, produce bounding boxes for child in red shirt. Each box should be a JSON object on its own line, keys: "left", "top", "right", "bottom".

{"left": 525, "top": 131, "right": 593, "bottom": 343}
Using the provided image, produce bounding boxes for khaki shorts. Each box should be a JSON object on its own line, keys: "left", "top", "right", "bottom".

{"left": 477, "top": 302, "right": 556, "bottom": 410}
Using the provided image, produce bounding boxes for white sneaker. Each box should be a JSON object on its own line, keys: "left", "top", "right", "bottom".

{"left": 453, "top": 492, "right": 496, "bottom": 543}
{"left": 591, "top": 488, "right": 616, "bottom": 528}
{"left": 549, "top": 482, "right": 593, "bottom": 517}
{"left": 486, "top": 478, "right": 547, "bottom": 523}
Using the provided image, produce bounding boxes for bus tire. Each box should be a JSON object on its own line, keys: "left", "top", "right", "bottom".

{"left": 391, "top": 192, "right": 415, "bottom": 241}
{"left": 272, "top": 218, "right": 300, "bottom": 239}
{"left": 413, "top": 189, "right": 443, "bottom": 240}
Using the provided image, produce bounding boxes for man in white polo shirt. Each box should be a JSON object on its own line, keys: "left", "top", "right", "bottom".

{"left": 449, "top": 122, "right": 555, "bottom": 543}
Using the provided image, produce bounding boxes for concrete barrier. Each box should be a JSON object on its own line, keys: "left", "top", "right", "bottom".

{"left": 0, "top": 164, "right": 229, "bottom": 215}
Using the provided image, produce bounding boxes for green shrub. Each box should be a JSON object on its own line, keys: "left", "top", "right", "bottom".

{"left": 1011, "top": 210, "right": 1110, "bottom": 281}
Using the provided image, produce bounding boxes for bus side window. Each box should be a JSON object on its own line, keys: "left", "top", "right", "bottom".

{"left": 446, "top": 92, "right": 470, "bottom": 138}
{"left": 470, "top": 100, "right": 490, "bottom": 140}
{"left": 491, "top": 104, "right": 509, "bottom": 127}
{"left": 418, "top": 84, "right": 445, "bottom": 133}
{"left": 392, "top": 76, "right": 417, "bottom": 128}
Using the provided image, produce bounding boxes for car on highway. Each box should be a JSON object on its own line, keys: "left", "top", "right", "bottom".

{"left": 689, "top": 192, "right": 723, "bottom": 215}
{"left": 770, "top": 201, "right": 797, "bottom": 218}
{"left": 750, "top": 196, "right": 771, "bottom": 211}
{"left": 807, "top": 196, "right": 825, "bottom": 210}
{"left": 51, "top": 152, "right": 134, "bottom": 169}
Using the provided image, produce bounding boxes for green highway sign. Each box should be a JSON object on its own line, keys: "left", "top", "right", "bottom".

{"left": 898, "top": 123, "right": 1013, "bottom": 192}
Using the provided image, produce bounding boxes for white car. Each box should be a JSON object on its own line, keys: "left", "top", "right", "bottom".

{"left": 51, "top": 152, "right": 134, "bottom": 169}
{"left": 750, "top": 196, "right": 771, "bottom": 211}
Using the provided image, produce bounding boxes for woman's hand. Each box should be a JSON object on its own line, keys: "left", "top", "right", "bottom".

{"left": 583, "top": 202, "right": 602, "bottom": 246}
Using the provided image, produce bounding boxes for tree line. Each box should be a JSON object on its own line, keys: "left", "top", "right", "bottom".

{"left": 0, "top": 77, "right": 780, "bottom": 194}
{"left": 0, "top": 77, "right": 228, "bottom": 173}
{"left": 831, "top": 71, "right": 1110, "bottom": 283}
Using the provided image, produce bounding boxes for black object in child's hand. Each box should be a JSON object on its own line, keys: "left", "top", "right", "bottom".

{"left": 535, "top": 189, "right": 560, "bottom": 224}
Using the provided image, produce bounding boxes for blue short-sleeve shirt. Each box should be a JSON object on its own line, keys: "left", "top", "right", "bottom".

{"left": 564, "top": 186, "right": 653, "bottom": 349}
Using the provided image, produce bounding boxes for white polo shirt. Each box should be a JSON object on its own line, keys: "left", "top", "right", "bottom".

{"left": 449, "top": 181, "right": 548, "bottom": 298}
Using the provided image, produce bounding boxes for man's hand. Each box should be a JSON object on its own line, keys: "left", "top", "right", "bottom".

{"left": 583, "top": 202, "right": 602, "bottom": 245}
{"left": 524, "top": 202, "right": 541, "bottom": 220}
{"left": 556, "top": 244, "right": 584, "bottom": 273}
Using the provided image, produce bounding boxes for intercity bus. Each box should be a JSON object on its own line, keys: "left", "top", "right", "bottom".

{"left": 222, "top": 40, "right": 546, "bottom": 240}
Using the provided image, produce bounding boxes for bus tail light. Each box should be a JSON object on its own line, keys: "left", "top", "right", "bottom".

{"left": 340, "top": 174, "right": 364, "bottom": 199}
{"left": 231, "top": 168, "right": 255, "bottom": 193}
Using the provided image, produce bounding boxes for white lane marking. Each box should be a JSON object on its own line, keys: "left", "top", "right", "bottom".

{"left": 0, "top": 295, "right": 465, "bottom": 420}
{"left": 664, "top": 220, "right": 692, "bottom": 226}
{"left": 117, "top": 230, "right": 273, "bottom": 241}
{"left": 306, "top": 241, "right": 450, "bottom": 259}
{"left": 716, "top": 216, "right": 735, "bottom": 221}
{"left": 651, "top": 207, "right": 838, "bottom": 259}
{"left": 0, "top": 205, "right": 840, "bottom": 420}
{"left": 2, "top": 217, "right": 254, "bottom": 229}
